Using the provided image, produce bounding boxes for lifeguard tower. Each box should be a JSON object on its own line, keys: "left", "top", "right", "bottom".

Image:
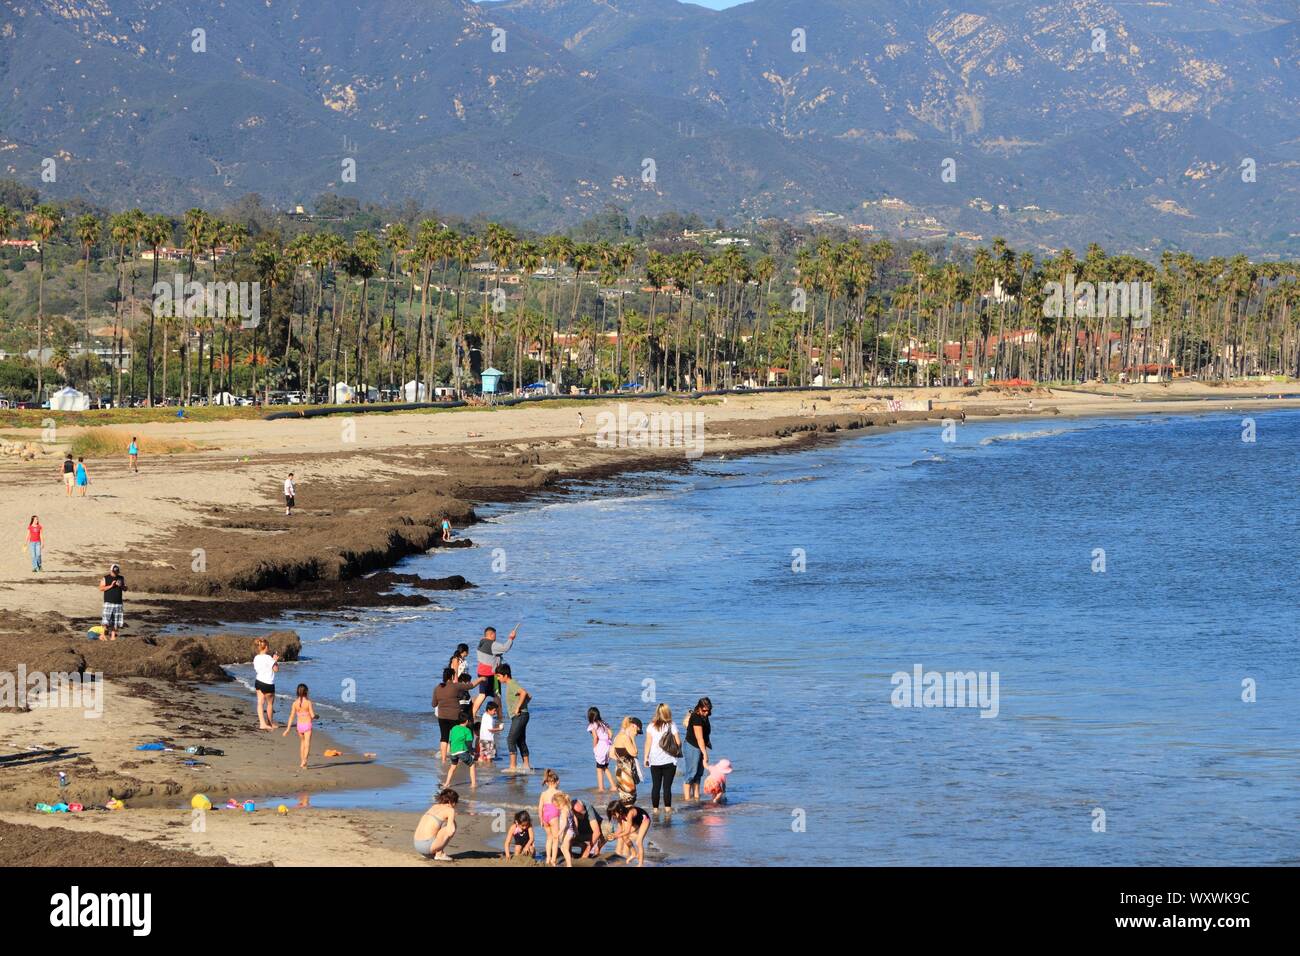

{"left": 481, "top": 367, "right": 503, "bottom": 405}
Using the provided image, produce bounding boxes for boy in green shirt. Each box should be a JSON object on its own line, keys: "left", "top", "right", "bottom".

{"left": 443, "top": 711, "right": 477, "bottom": 789}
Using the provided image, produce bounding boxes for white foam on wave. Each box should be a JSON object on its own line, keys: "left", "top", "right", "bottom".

{"left": 979, "top": 427, "right": 1074, "bottom": 446}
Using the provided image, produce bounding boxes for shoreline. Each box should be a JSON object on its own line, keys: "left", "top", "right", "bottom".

{"left": 3, "top": 382, "right": 1299, "bottom": 866}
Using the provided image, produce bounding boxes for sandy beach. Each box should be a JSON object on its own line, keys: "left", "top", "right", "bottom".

{"left": 3, "top": 381, "right": 1298, "bottom": 866}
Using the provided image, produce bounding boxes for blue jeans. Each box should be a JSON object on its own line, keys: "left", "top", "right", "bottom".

{"left": 684, "top": 745, "right": 706, "bottom": 786}
{"left": 507, "top": 711, "right": 530, "bottom": 759}
{"left": 29, "top": 542, "right": 41, "bottom": 571}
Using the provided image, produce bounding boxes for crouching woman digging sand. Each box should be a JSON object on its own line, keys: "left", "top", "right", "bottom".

{"left": 414, "top": 789, "right": 459, "bottom": 862}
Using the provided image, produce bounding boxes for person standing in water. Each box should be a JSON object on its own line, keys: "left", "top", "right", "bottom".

{"left": 127, "top": 436, "right": 139, "bottom": 473}
{"left": 432, "top": 667, "right": 463, "bottom": 762}
{"left": 26, "top": 516, "right": 43, "bottom": 572}
{"left": 612, "top": 716, "right": 642, "bottom": 806}
{"left": 471, "top": 624, "right": 518, "bottom": 716}
{"left": 587, "top": 707, "right": 615, "bottom": 792}
{"left": 448, "top": 643, "right": 470, "bottom": 679}
{"left": 644, "top": 703, "right": 682, "bottom": 819}
{"left": 682, "top": 697, "right": 713, "bottom": 801}
{"left": 497, "top": 663, "right": 532, "bottom": 773}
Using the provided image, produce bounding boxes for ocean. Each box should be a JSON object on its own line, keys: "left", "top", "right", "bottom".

{"left": 233, "top": 408, "right": 1300, "bottom": 865}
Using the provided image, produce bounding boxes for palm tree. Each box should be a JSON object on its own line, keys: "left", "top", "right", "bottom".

{"left": 377, "top": 222, "right": 409, "bottom": 389}
{"left": 253, "top": 240, "right": 292, "bottom": 399}
{"left": 515, "top": 240, "right": 543, "bottom": 386}
{"left": 25, "top": 204, "right": 63, "bottom": 399}
{"left": 108, "top": 211, "right": 135, "bottom": 403}
{"left": 72, "top": 214, "right": 102, "bottom": 328}
{"left": 142, "top": 214, "right": 172, "bottom": 405}
{"left": 222, "top": 222, "right": 250, "bottom": 395}
{"left": 180, "top": 207, "right": 211, "bottom": 403}
{"left": 348, "top": 231, "right": 382, "bottom": 399}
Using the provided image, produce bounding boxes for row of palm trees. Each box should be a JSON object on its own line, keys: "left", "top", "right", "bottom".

{"left": 2, "top": 201, "right": 1299, "bottom": 406}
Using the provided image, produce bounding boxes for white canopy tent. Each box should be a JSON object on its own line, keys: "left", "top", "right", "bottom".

{"left": 212, "top": 391, "right": 237, "bottom": 406}
{"left": 49, "top": 387, "right": 90, "bottom": 411}
{"left": 402, "top": 380, "right": 428, "bottom": 402}
{"left": 330, "top": 382, "right": 355, "bottom": 403}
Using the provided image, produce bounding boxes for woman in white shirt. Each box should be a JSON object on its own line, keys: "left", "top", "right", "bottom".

{"left": 643, "top": 703, "right": 682, "bottom": 819}
{"left": 252, "top": 637, "right": 279, "bottom": 729}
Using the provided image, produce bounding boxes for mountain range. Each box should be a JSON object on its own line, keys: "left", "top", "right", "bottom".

{"left": 1, "top": 0, "right": 1297, "bottom": 255}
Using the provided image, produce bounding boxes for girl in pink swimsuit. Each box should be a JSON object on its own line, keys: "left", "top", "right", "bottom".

{"left": 537, "top": 769, "right": 561, "bottom": 861}
{"left": 283, "top": 683, "right": 317, "bottom": 769}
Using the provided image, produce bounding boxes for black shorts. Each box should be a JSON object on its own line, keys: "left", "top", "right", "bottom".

{"left": 438, "top": 718, "right": 456, "bottom": 743}
{"left": 255, "top": 680, "right": 275, "bottom": 694}
{"left": 285, "top": 495, "right": 295, "bottom": 507}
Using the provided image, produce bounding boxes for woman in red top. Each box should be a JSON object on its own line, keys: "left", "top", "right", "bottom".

{"left": 27, "top": 515, "right": 43, "bottom": 572}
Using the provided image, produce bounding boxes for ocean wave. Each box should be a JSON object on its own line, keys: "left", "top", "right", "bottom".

{"left": 979, "top": 428, "right": 1074, "bottom": 446}
{"left": 771, "top": 475, "right": 823, "bottom": 485}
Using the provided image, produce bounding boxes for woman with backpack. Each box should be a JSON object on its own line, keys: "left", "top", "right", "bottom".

{"left": 644, "top": 703, "right": 682, "bottom": 819}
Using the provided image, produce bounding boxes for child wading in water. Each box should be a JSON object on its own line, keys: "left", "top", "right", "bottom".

{"left": 479, "top": 700, "right": 502, "bottom": 767}
{"left": 443, "top": 710, "right": 477, "bottom": 789}
{"left": 283, "top": 683, "right": 317, "bottom": 768}
{"left": 587, "top": 707, "right": 615, "bottom": 791}
{"left": 504, "top": 810, "right": 535, "bottom": 860}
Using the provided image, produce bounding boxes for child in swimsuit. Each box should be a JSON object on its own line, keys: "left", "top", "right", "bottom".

{"left": 549, "top": 792, "right": 576, "bottom": 867}
{"left": 538, "top": 768, "right": 561, "bottom": 863}
{"left": 504, "top": 809, "right": 535, "bottom": 860}
{"left": 283, "top": 683, "right": 317, "bottom": 769}
{"left": 587, "top": 707, "right": 615, "bottom": 792}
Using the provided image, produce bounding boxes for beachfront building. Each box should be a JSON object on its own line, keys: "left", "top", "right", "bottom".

{"left": 140, "top": 245, "right": 230, "bottom": 262}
